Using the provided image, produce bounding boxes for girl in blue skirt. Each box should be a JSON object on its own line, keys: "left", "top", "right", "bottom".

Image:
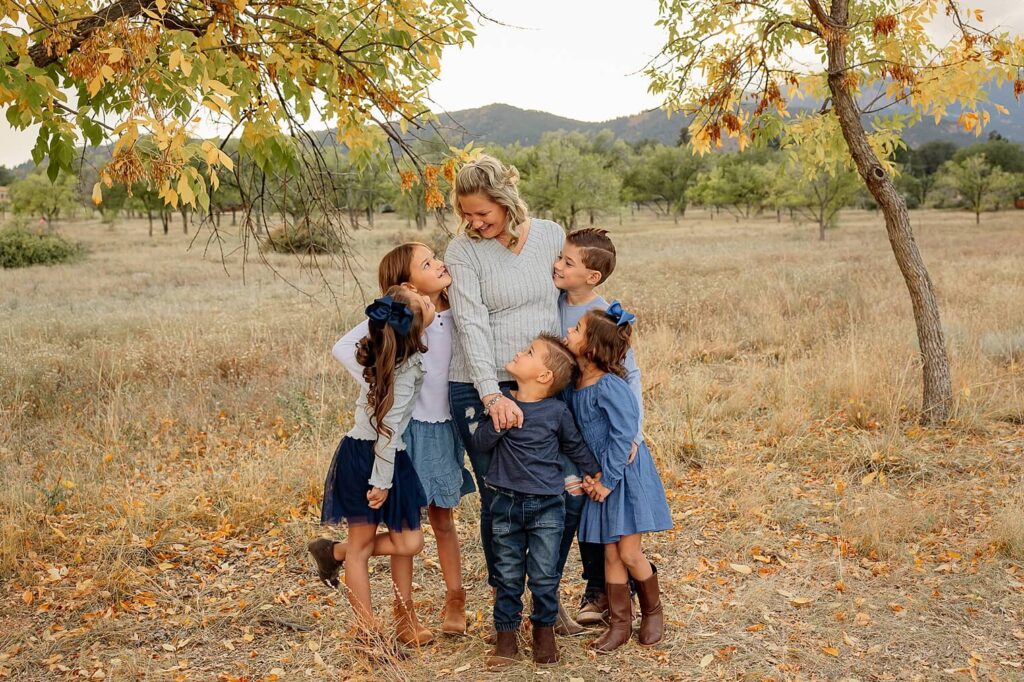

{"left": 308, "top": 285, "right": 433, "bottom": 643}
{"left": 331, "top": 243, "right": 475, "bottom": 643}
{"left": 564, "top": 302, "right": 673, "bottom": 653}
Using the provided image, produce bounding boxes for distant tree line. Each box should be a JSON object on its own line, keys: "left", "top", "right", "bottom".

{"left": 2, "top": 130, "right": 1022, "bottom": 239}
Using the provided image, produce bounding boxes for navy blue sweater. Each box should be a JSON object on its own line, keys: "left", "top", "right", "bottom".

{"left": 471, "top": 392, "right": 600, "bottom": 495}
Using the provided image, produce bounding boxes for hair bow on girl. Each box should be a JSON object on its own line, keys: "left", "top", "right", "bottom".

{"left": 365, "top": 295, "right": 414, "bottom": 335}
{"left": 606, "top": 300, "right": 636, "bottom": 327}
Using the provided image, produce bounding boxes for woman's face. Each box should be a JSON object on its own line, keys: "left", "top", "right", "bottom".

{"left": 406, "top": 244, "right": 451, "bottom": 296}
{"left": 458, "top": 192, "right": 508, "bottom": 240}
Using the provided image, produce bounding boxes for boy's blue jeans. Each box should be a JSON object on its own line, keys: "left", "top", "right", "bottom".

{"left": 489, "top": 486, "right": 565, "bottom": 631}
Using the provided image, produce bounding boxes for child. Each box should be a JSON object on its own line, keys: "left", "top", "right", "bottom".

{"left": 552, "top": 227, "right": 644, "bottom": 629}
{"left": 470, "top": 334, "right": 601, "bottom": 668}
{"left": 307, "top": 285, "right": 434, "bottom": 651}
{"left": 332, "top": 243, "right": 475, "bottom": 642}
{"left": 564, "top": 303, "right": 672, "bottom": 652}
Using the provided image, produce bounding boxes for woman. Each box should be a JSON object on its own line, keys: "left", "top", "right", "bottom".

{"left": 445, "top": 154, "right": 579, "bottom": 633}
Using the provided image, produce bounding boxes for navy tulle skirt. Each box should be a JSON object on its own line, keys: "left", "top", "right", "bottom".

{"left": 320, "top": 436, "right": 427, "bottom": 531}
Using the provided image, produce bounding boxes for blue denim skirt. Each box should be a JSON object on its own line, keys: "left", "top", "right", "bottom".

{"left": 403, "top": 419, "right": 475, "bottom": 508}
{"left": 320, "top": 436, "right": 426, "bottom": 531}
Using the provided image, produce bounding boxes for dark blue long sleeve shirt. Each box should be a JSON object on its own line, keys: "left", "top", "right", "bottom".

{"left": 471, "top": 393, "right": 600, "bottom": 495}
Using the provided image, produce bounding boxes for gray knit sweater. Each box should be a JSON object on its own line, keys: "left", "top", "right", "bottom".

{"left": 445, "top": 218, "right": 564, "bottom": 399}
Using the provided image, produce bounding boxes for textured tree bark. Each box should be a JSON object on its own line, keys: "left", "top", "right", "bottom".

{"left": 825, "top": 0, "right": 953, "bottom": 423}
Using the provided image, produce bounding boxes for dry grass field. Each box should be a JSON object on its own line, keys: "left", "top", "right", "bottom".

{"left": 1, "top": 208, "right": 1022, "bottom": 681}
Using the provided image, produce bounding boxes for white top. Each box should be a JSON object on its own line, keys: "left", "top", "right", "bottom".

{"left": 345, "top": 355, "right": 424, "bottom": 489}
{"left": 332, "top": 309, "right": 454, "bottom": 424}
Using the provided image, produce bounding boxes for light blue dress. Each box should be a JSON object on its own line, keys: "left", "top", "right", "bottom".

{"left": 568, "top": 374, "right": 673, "bottom": 544}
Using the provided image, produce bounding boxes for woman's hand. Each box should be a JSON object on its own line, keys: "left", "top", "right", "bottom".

{"left": 367, "top": 487, "right": 389, "bottom": 510}
{"left": 483, "top": 393, "right": 524, "bottom": 430}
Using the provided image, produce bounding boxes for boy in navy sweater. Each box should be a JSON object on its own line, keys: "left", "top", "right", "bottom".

{"left": 471, "top": 333, "right": 600, "bottom": 669}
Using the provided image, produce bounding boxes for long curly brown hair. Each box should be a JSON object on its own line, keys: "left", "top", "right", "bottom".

{"left": 355, "top": 286, "right": 428, "bottom": 439}
{"left": 580, "top": 309, "right": 632, "bottom": 379}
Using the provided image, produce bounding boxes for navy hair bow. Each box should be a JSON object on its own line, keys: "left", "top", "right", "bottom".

{"left": 365, "top": 295, "right": 414, "bottom": 335}
{"left": 606, "top": 300, "right": 636, "bottom": 327}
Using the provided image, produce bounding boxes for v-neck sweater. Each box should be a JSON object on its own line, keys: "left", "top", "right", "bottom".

{"left": 445, "top": 218, "right": 564, "bottom": 399}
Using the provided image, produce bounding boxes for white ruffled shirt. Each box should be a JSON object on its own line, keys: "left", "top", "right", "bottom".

{"left": 332, "top": 308, "right": 454, "bottom": 424}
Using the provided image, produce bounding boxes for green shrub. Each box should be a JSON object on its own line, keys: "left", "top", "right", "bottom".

{"left": 261, "top": 219, "right": 341, "bottom": 254}
{"left": 0, "top": 226, "right": 83, "bottom": 268}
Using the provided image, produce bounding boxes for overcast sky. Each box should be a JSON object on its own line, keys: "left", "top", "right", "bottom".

{"left": 1, "top": 0, "right": 1022, "bottom": 167}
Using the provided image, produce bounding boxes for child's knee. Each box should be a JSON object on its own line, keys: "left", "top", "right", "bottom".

{"left": 619, "top": 547, "right": 647, "bottom": 570}
{"left": 392, "top": 531, "right": 424, "bottom": 556}
{"left": 429, "top": 507, "right": 455, "bottom": 534}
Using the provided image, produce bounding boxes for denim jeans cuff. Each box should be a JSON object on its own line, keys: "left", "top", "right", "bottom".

{"left": 495, "top": 621, "right": 520, "bottom": 632}
{"left": 529, "top": 615, "right": 557, "bottom": 627}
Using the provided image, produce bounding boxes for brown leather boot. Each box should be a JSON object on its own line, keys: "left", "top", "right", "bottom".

{"left": 394, "top": 596, "right": 434, "bottom": 647}
{"left": 577, "top": 592, "right": 608, "bottom": 626}
{"left": 486, "top": 630, "right": 520, "bottom": 669}
{"left": 554, "top": 597, "right": 586, "bottom": 636}
{"left": 532, "top": 625, "right": 559, "bottom": 666}
{"left": 590, "top": 582, "right": 632, "bottom": 653}
{"left": 441, "top": 588, "right": 467, "bottom": 635}
{"left": 635, "top": 567, "right": 664, "bottom": 646}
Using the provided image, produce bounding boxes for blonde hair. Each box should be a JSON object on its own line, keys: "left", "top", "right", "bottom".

{"left": 450, "top": 154, "right": 530, "bottom": 242}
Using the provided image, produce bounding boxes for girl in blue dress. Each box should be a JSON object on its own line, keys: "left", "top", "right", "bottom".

{"left": 564, "top": 302, "right": 673, "bottom": 652}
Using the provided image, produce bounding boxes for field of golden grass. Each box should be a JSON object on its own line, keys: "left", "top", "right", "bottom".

{"left": 1, "top": 208, "right": 1022, "bottom": 680}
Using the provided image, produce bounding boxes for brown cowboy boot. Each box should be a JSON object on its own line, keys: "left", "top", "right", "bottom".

{"left": 554, "top": 597, "right": 586, "bottom": 636}
{"left": 441, "top": 588, "right": 467, "bottom": 635}
{"left": 635, "top": 566, "right": 664, "bottom": 646}
{"left": 590, "top": 582, "right": 632, "bottom": 653}
{"left": 394, "top": 596, "right": 434, "bottom": 647}
{"left": 486, "top": 630, "right": 520, "bottom": 669}
{"left": 532, "top": 625, "right": 559, "bottom": 666}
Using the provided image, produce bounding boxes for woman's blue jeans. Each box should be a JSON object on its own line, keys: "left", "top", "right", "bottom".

{"left": 448, "top": 380, "right": 516, "bottom": 588}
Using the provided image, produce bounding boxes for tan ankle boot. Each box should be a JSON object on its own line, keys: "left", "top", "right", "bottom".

{"left": 591, "top": 582, "right": 632, "bottom": 653}
{"left": 441, "top": 588, "right": 467, "bottom": 635}
{"left": 394, "top": 597, "right": 434, "bottom": 647}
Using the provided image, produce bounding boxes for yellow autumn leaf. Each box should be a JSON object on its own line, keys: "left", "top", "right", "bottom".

{"left": 822, "top": 646, "right": 840, "bottom": 657}
{"left": 91, "top": 182, "right": 103, "bottom": 206}
{"left": 699, "top": 653, "right": 713, "bottom": 668}
{"left": 861, "top": 471, "right": 877, "bottom": 485}
{"left": 730, "top": 563, "right": 752, "bottom": 575}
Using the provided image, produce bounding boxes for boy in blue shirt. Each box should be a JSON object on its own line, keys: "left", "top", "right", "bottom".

{"left": 552, "top": 227, "right": 645, "bottom": 629}
{"left": 471, "top": 334, "right": 600, "bottom": 668}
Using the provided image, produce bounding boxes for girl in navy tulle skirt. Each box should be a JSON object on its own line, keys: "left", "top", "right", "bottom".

{"left": 307, "top": 285, "right": 433, "bottom": 642}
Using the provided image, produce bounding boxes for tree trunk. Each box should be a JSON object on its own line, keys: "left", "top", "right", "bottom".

{"left": 180, "top": 207, "right": 188, "bottom": 234}
{"left": 161, "top": 210, "right": 169, "bottom": 235}
{"left": 819, "top": 217, "right": 826, "bottom": 241}
{"left": 231, "top": 208, "right": 237, "bottom": 226}
{"left": 827, "top": 0, "right": 952, "bottom": 423}
{"left": 147, "top": 209, "right": 153, "bottom": 236}
{"left": 975, "top": 208, "right": 980, "bottom": 225}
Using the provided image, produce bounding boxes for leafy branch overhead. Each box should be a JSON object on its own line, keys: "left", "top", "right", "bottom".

{"left": 0, "top": 0, "right": 476, "bottom": 211}
{"left": 648, "top": 0, "right": 1024, "bottom": 158}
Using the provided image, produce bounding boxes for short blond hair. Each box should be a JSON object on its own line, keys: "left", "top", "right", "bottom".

{"left": 450, "top": 154, "right": 530, "bottom": 242}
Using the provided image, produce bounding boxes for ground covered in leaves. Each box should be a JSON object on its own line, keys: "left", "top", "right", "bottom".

{"left": 2, "top": 211, "right": 1022, "bottom": 680}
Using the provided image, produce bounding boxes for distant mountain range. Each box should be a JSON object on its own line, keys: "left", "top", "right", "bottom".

{"left": 430, "top": 83, "right": 1024, "bottom": 148}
